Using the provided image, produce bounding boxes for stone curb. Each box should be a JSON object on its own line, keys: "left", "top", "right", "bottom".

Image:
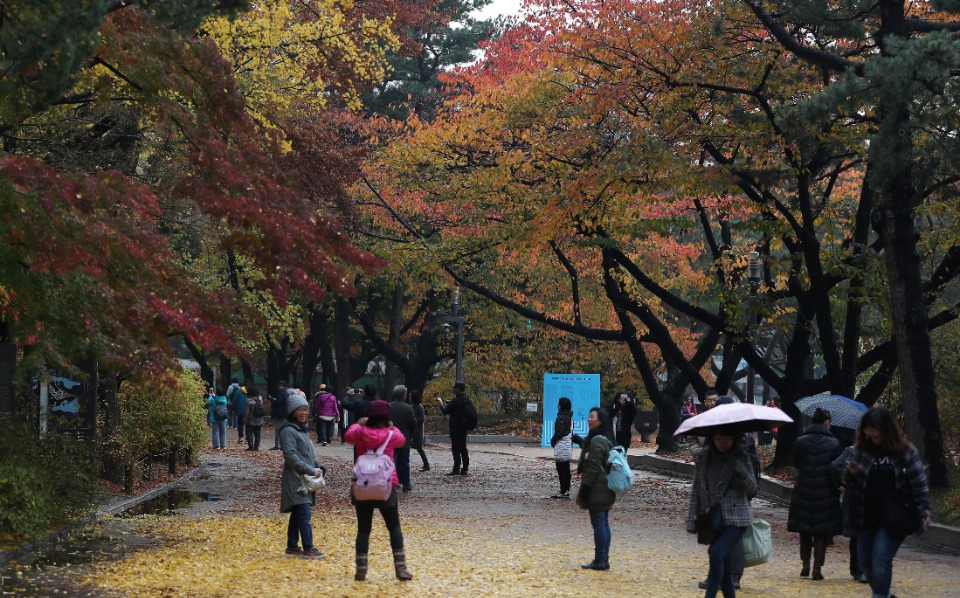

{"left": 0, "top": 463, "right": 203, "bottom": 567}
{"left": 424, "top": 434, "right": 540, "bottom": 444}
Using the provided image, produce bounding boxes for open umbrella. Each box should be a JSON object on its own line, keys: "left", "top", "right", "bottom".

{"left": 794, "top": 394, "right": 867, "bottom": 429}
{"left": 674, "top": 402, "right": 794, "bottom": 437}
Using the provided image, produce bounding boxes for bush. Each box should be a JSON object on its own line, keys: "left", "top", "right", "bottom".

{"left": 0, "top": 418, "right": 98, "bottom": 545}
{"left": 102, "top": 370, "right": 207, "bottom": 488}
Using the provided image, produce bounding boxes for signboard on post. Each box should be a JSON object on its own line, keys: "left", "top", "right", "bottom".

{"left": 541, "top": 373, "right": 601, "bottom": 448}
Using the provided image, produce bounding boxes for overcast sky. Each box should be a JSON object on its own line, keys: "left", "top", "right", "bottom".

{"left": 473, "top": 0, "right": 526, "bottom": 20}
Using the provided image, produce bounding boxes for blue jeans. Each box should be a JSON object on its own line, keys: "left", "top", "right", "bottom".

{"left": 395, "top": 447, "right": 411, "bottom": 488}
{"left": 211, "top": 422, "right": 226, "bottom": 449}
{"left": 287, "top": 503, "right": 313, "bottom": 551}
{"left": 859, "top": 526, "right": 905, "bottom": 597}
{"left": 588, "top": 509, "right": 611, "bottom": 562}
{"left": 706, "top": 525, "right": 746, "bottom": 597}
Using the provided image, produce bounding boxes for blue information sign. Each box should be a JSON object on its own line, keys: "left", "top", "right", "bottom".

{"left": 542, "top": 373, "right": 601, "bottom": 447}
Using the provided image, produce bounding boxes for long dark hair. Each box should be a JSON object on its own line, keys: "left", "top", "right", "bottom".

{"left": 558, "top": 396, "right": 572, "bottom": 411}
{"left": 855, "top": 406, "right": 911, "bottom": 456}
{"left": 585, "top": 407, "right": 614, "bottom": 444}
{"left": 409, "top": 390, "right": 422, "bottom": 405}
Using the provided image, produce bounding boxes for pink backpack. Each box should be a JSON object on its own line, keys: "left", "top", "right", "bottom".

{"left": 352, "top": 430, "right": 395, "bottom": 501}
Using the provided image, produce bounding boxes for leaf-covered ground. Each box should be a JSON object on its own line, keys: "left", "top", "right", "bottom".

{"left": 88, "top": 440, "right": 960, "bottom": 596}
{"left": 11, "top": 433, "right": 960, "bottom": 597}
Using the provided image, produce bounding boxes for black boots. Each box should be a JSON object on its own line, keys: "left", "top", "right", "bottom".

{"left": 580, "top": 560, "right": 609, "bottom": 570}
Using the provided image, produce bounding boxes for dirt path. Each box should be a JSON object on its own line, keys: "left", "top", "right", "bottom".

{"left": 4, "top": 429, "right": 959, "bottom": 597}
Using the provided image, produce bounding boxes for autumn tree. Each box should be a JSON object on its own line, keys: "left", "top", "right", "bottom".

{"left": 1, "top": 0, "right": 389, "bottom": 399}
{"left": 736, "top": 0, "right": 957, "bottom": 486}
{"left": 361, "top": 0, "right": 960, "bottom": 473}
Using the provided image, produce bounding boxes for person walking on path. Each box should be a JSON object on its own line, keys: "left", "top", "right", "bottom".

{"left": 278, "top": 392, "right": 327, "bottom": 559}
{"left": 788, "top": 408, "right": 843, "bottom": 580}
{"left": 225, "top": 378, "right": 241, "bottom": 429}
{"left": 345, "top": 399, "right": 413, "bottom": 581}
{"left": 832, "top": 444, "right": 866, "bottom": 581}
{"left": 549, "top": 397, "right": 574, "bottom": 499}
{"left": 245, "top": 385, "right": 265, "bottom": 451}
{"left": 270, "top": 381, "right": 290, "bottom": 450}
{"left": 843, "top": 407, "right": 932, "bottom": 598}
{"left": 409, "top": 390, "right": 430, "bottom": 471}
{"left": 207, "top": 387, "right": 228, "bottom": 450}
{"left": 610, "top": 393, "right": 637, "bottom": 452}
{"left": 389, "top": 385, "right": 417, "bottom": 492}
{"left": 438, "top": 381, "right": 470, "bottom": 476}
{"left": 571, "top": 407, "right": 616, "bottom": 571}
{"left": 686, "top": 428, "right": 758, "bottom": 598}
{"left": 231, "top": 382, "right": 248, "bottom": 444}
{"left": 311, "top": 385, "right": 339, "bottom": 446}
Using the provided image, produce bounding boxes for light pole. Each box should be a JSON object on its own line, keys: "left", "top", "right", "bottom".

{"left": 746, "top": 251, "right": 761, "bottom": 404}
{"left": 440, "top": 287, "right": 465, "bottom": 382}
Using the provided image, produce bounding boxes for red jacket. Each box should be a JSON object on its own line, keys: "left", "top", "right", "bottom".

{"left": 345, "top": 424, "right": 406, "bottom": 487}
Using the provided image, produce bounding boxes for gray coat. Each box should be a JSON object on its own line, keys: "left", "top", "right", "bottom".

{"left": 278, "top": 419, "right": 324, "bottom": 513}
{"left": 686, "top": 447, "right": 757, "bottom": 532}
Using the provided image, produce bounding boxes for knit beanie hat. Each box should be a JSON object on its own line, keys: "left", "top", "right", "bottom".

{"left": 287, "top": 392, "right": 309, "bottom": 415}
{"left": 366, "top": 399, "right": 391, "bottom": 421}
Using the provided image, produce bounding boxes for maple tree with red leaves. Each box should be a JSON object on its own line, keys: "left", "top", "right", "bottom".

{"left": 0, "top": 1, "right": 383, "bottom": 378}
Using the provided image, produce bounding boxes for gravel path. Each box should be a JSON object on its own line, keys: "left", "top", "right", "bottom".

{"left": 3, "top": 428, "right": 959, "bottom": 597}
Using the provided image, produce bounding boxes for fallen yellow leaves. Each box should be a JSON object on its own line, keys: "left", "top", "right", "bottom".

{"left": 85, "top": 506, "right": 960, "bottom": 597}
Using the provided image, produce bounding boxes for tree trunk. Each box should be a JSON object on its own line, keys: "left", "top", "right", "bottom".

{"left": 334, "top": 296, "right": 352, "bottom": 393}
{"left": 871, "top": 29, "right": 947, "bottom": 485}
{"left": 219, "top": 356, "right": 232, "bottom": 395}
{"left": 384, "top": 285, "right": 404, "bottom": 393}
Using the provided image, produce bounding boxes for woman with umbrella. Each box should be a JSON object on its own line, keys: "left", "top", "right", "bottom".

{"left": 685, "top": 426, "right": 758, "bottom": 598}
{"left": 787, "top": 408, "right": 843, "bottom": 580}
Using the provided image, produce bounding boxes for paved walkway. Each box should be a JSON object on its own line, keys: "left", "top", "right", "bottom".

{"left": 5, "top": 433, "right": 959, "bottom": 597}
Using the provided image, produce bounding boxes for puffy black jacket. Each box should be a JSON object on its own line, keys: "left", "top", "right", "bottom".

{"left": 787, "top": 424, "right": 843, "bottom": 536}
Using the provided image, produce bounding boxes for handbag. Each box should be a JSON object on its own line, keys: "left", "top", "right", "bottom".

{"left": 883, "top": 493, "right": 921, "bottom": 536}
{"left": 298, "top": 472, "right": 325, "bottom": 494}
{"left": 696, "top": 504, "right": 724, "bottom": 545}
{"left": 742, "top": 518, "right": 772, "bottom": 567}
{"left": 554, "top": 434, "right": 573, "bottom": 462}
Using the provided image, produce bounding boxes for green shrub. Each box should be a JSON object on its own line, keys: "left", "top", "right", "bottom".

{"left": 107, "top": 370, "right": 207, "bottom": 471}
{"left": 0, "top": 419, "right": 98, "bottom": 544}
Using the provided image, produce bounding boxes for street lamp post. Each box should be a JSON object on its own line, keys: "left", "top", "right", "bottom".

{"left": 440, "top": 287, "right": 465, "bottom": 382}
{"left": 746, "top": 251, "right": 761, "bottom": 404}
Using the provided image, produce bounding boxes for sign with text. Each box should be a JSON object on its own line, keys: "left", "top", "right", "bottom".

{"left": 541, "top": 373, "right": 601, "bottom": 448}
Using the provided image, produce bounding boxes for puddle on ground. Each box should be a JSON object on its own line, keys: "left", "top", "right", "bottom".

{"left": 0, "top": 527, "right": 126, "bottom": 596}
{"left": 116, "top": 490, "right": 221, "bottom": 518}
{"left": 0, "top": 488, "right": 221, "bottom": 595}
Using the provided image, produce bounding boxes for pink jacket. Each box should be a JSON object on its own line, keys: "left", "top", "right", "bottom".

{"left": 345, "top": 424, "right": 406, "bottom": 487}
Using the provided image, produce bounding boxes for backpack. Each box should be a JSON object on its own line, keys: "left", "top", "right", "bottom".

{"left": 352, "top": 430, "right": 396, "bottom": 501}
{"left": 462, "top": 398, "right": 479, "bottom": 431}
{"left": 606, "top": 444, "right": 634, "bottom": 495}
{"left": 212, "top": 399, "right": 228, "bottom": 421}
{"left": 251, "top": 397, "right": 265, "bottom": 418}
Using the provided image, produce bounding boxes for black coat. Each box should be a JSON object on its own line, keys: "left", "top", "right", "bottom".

{"left": 787, "top": 424, "right": 843, "bottom": 536}
{"left": 389, "top": 400, "right": 418, "bottom": 448}
{"left": 440, "top": 393, "right": 469, "bottom": 433}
